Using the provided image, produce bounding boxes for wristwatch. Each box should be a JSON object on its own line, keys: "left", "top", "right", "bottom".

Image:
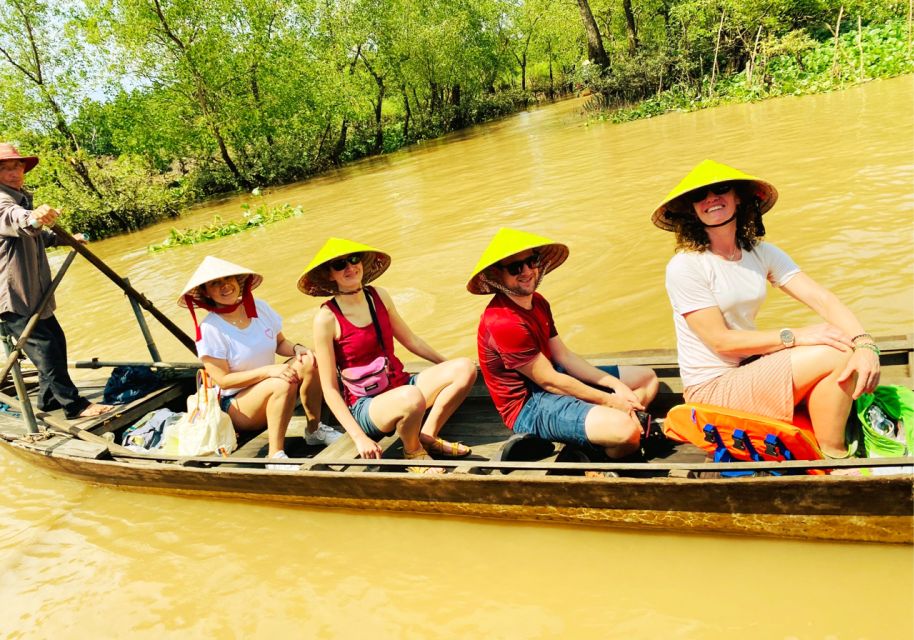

{"left": 779, "top": 328, "right": 795, "bottom": 349}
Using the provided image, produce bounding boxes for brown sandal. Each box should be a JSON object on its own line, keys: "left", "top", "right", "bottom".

{"left": 403, "top": 448, "right": 446, "bottom": 474}
{"left": 424, "top": 437, "right": 472, "bottom": 458}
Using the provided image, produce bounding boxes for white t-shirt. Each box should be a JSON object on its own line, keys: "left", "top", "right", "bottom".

{"left": 665, "top": 242, "right": 800, "bottom": 387}
{"left": 196, "top": 298, "right": 283, "bottom": 397}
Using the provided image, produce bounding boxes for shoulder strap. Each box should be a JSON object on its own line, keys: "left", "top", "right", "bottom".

{"left": 364, "top": 287, "right": 386, "bottom": 356}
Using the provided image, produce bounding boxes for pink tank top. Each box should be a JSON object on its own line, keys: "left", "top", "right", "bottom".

{"left": 323, "top": 286, "right": 409, "bottom": 406}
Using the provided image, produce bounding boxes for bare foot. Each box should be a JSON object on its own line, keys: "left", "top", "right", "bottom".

{"left": 77, "top": 403, "right": 114, "bottom": 418}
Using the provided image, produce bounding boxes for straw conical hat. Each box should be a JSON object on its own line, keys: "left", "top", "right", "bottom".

{"left": 177, "top": 256, "right": 262, "bottom": 307}
{"left": 651, "top": 159, "right": 778, "bottom": 231}
{"left": 298, "top": 238, "right": 391, "bottom": 296}
{"left": 467, "top": 228, "right": 569, "bottom": 295}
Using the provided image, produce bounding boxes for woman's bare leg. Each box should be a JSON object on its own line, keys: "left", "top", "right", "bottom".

{"left": 229, "top": 378, "right": 299, "bottom": 456}
{"left": 412, "top": 358, "right": 477, "bottom": 445}
{"left": 365, "top": 385, "right": 427, "bottom": 453}
{"left": 790, "top": 345, "right": 855, "bottom": 456}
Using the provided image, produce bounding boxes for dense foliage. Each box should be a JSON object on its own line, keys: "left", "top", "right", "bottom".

{"left": 0, "top": 0, "right": 910, "bottom": 237}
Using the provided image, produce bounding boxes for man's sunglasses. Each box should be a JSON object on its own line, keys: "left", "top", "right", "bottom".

{"left": 329, "top": 253, "right": 362, "bottom": 271}
{"left": 686, "top": 182, "right": 734, "bottom": 203}
{"left": 496, "top": 253, "right": 540, "bottom": 276}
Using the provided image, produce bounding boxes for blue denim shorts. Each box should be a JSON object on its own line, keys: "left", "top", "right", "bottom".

{"left": 220, "top": 395, "right": 234, "bottom": 412}
{"left": 349, "top": 374, "right": 419, "bottom": 440}
{"left": 512, "top": 365, "right": 620, "bottom": 447}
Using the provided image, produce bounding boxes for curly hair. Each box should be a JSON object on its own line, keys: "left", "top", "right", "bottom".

{"left": 670, "top": 184, "right": 766, "bottom": 253}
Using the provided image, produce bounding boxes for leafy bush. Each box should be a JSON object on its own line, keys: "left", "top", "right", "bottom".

{"left": 608, "top": 18, "right": 914, "bottom": 124}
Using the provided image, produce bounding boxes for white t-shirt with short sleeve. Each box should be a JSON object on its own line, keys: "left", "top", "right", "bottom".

{"left": 196, "top": 298, "right": 283, "bottom": 397}
{"left": 665, "top": 241, "right": 800, "bottom": 387}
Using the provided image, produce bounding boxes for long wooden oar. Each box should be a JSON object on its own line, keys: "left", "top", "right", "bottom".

{"left": 51, "top": 225, "right": 197, "bottom": 354}
{"left": 0, "top": 250, "right": 77, "bottom": 386}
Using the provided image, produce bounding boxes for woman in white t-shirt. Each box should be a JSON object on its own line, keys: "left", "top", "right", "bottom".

{"left": 652, "top": 160, "right": 880, "bottom": 457}
{"left": 179, "top": 256, "right": 338, "bottom": 467}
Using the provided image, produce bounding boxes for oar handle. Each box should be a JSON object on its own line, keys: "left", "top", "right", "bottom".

{"left": 50, "top": 225, "right": 197, "bottom": 354}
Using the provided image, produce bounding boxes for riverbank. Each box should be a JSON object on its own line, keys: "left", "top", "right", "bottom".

{"left": 599, "top": 18, "right": 914, "bottom": 123}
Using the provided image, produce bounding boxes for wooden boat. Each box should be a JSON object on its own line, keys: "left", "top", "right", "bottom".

{"left": 1, "top": 336, "right": 911, "bottom": 545}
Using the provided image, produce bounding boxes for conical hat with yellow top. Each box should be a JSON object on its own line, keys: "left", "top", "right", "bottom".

{"left": 466, "top": 228, "right": 569, "bottom": 295}
{"left": 298, "top": 237, "right": 391, "bottom": 296}
{"left": 651, "top": 159, "right": 778, "bottom": 231}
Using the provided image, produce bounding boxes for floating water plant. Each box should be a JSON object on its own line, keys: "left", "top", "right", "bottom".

{"left": 148, "top": 202, "right": 304, "bottom": 252}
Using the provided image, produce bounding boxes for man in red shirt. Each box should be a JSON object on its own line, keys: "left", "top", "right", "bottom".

{"left": 469, "top": 228, "right": 658, "bottom": 458}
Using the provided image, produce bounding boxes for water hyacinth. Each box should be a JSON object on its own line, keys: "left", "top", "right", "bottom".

{"left": 148, "top": 203, "right": 304, "bottom": 252}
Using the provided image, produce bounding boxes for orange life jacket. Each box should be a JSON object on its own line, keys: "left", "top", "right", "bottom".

{"left": 663, "top": 403, "right": 826, "bottom": 474}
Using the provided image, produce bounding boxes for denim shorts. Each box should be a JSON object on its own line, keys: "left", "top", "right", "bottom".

{"left": 512, "top": 364, "right": 620, "bottom": 447}
{"left": 220, "top": 395, "right": 234, "bottom": 412}
{"left": 349, "top": 374, "right": 418, "bottom": 440}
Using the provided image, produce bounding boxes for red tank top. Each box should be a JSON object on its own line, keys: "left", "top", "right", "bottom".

{"left": 323, "top": 286, "right": 409, "bottom": 406}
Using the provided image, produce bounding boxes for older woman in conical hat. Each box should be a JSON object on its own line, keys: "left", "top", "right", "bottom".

{"left": 179, "top": 256, "right": 338, "bottom": 469}
{"left": 301, "top": 238, "right": 477, "bottom": 473}
{"left": 654, "top": 159, "right": 879, "bottom": 458}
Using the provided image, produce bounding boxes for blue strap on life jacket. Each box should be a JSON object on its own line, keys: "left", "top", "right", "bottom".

{"left": 763, "top": 433, "right": 803, "bottom": 475}
{"left": 702, "top": 423, "right": 755, "bottom": 476}
{"left": 732, "top": 429, "right": 762, "bottom": 461}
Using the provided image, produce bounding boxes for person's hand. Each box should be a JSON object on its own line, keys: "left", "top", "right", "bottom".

{"left": 838, "top": 346, "right": 881, "bottom": 399}
{"left": 265, "top": 363, "right": 300, "bottom": 384}
{"left": 292, "top": 344, "right": 314, "bottom": 364}
{"left": 72, "top": 232, "right": 89, "bottom": 244}
{"left": 355, "top": 434, "right": 383, "bottom": 459}
{"left": 29, "top": 204, "right": 59, "bottom": 227}
{"left": 794, "top": 323, "right": 853, "bottom": 352}
{"left": 600, "top": 391, "right": 641, "bottom": 413}
{"left": 606, "top": 383, "right": 644, "bottom": 411}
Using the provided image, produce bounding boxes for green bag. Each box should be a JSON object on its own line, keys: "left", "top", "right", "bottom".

{"left": 855, "top": 385, "right": 914, "bottom": 457}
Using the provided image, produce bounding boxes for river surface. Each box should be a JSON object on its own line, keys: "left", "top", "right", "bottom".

{"left": 1, "top": 76, "right": 912, "bottom": 638}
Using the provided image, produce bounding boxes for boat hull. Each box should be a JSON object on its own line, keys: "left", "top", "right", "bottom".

{"left": 6, "top": 441, "right": 911, "bottom": 544}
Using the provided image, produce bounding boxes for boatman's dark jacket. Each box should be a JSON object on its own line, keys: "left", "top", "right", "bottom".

{"left": 0, "top": 183, "right": 59, "bottom": 319}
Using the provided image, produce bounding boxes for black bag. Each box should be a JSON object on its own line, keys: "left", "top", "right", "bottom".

{"left": 103, "top": 366, "right": 162, "bottom": 404}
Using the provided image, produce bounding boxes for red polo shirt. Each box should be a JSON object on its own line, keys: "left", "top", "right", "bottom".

{"left": 477, "top": 291, "right": 557, "bottom": 428}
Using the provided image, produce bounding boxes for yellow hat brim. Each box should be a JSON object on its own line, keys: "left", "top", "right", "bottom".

{"left": 298, "top": 238, "right": 391, "bottom": 296}
{"left": 467, "top": 228, "right": 569, "bottom": 295}
{"left": 651, "top": 159, "right": 778, "bottom": 231}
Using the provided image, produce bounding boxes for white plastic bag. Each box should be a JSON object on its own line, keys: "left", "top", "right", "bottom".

{"left": 177, "top": 370, "right": 237, "bottom": 456}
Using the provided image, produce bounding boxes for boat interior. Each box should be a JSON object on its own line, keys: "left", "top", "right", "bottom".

{"left": 1, "top": 335, "right": 911, "bottom": 476}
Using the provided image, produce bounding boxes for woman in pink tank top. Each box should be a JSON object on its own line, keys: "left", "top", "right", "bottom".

{"left": 300, "top": 238, "right": 477, "bottom": 473}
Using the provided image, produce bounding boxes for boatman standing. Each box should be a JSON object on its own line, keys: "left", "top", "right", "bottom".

{"left": 469, "top": 227, "right": 658, "bottom": 459}
{"left": 0, "top": 142, "right": 112, "bottom": 419}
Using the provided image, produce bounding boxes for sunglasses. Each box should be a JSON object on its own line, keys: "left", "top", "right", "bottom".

{"left": 328, "top": 253, "right": 362, "bottom": 271}
{"left": 687, "top": 182, "right": 735, "bottom": 203}
{"left": 496, "top": 253, "right": 540, "bottom": 276}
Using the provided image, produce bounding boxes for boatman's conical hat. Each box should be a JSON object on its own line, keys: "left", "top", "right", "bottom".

{"left": 651, "top": 159, "right": 778, "bottom": 231}
{"left": 298, "top": 237, "right": 391, "bottom": 296}
{"left": 466, "top": 228, "right": 569, "bottom": 295}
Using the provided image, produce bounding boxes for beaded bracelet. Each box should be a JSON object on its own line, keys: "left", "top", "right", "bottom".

{"left": 851, "top": 332, "right": 874, "bottom": 345}
{"left": 854, "top": 342, "right": 880, "bottom": 356}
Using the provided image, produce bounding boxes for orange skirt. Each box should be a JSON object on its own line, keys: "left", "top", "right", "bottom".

{"left": 683, "top": 350, "right": 795, "bottom": 422}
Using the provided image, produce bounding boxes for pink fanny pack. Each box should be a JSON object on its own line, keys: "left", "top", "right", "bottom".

{"left": 340, "top": 356, "right": 390, "bottom": 397}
